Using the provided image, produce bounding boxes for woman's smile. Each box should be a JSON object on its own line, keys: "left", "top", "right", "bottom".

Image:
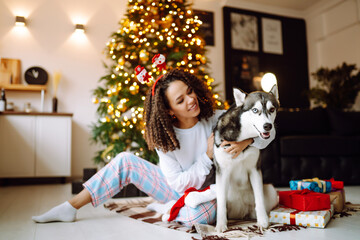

{"left": 188, "top": 102, "right": 198, "bottom": 112}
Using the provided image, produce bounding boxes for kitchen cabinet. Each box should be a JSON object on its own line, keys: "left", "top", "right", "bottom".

{"left": 0, "top": 112, "right": 72, "bottom": 177}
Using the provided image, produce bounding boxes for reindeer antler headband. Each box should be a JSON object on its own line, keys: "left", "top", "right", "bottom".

{"left": 135, "top": 54, "right": 166, "bottom": 96}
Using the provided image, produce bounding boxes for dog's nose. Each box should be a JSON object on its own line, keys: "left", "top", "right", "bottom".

{"left": 263, "top": 123, "right": 272, "bottom": 131}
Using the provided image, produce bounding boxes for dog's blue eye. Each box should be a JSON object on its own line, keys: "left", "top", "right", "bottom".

{"left": 252, "top": 108, "right": 258, "bottom": 113}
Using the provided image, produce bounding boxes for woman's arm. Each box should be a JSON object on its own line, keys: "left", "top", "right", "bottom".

{"left": 158, "top": 151, "right": 213, "bottom": 193}
{"left": 158, "top": 134, "right": 215, "bottom": 194}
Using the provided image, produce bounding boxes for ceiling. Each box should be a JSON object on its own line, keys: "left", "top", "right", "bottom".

{"left": 240, "top": 0, "right": 323, "bottom": 11}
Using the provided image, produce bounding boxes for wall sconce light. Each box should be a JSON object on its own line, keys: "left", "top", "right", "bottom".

{"left": 15, "top": 16, "right": 26, "bottom": 27}
{"left": 75, "top": 24, "right": 85, "bottom": 33}
{"left": 261, "top": 72, "right": 277, "bottom": 92}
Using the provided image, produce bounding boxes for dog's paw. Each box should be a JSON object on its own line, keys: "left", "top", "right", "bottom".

{"left": 257, "top": 216, "right": 269, "bottom": 229}
{"left": 215, "top": 223, "right": 228, "bottom": 233}
{"left": 184, "top": 192, "right": 202, "bottom": 208}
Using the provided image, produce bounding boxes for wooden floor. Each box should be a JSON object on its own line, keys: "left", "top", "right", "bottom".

{"left": 0, "top": 183, "right": 359, "bottom": 240}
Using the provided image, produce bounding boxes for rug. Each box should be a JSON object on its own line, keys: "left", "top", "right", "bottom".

{"left": 104, "top": 197, "right": 195, "bottom": 233}
{"left": 104, "top": 197, "right": 360, "bottom": 239}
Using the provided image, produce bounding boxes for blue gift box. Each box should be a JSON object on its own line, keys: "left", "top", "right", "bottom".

{"left": 289, "top": 178, "right": 332, "bottom": 193}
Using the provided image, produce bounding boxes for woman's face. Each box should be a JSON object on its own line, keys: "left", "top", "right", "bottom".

{"left": 165, "top": 80, "right": 200, "bottom": 124}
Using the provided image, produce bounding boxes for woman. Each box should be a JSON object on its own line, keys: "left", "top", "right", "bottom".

{"left": 32, "top": 69, "right": 270, "bottom": 227}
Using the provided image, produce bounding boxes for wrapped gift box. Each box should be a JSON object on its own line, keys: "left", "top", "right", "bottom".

{"left": 290, "top": 178, "right": 332, "bottom": 193}
{"left": 326, "top": 178, "right": 344, "bottom": 190}
{"left": 269, "top": 205, "right": 334, "bottom": 228}
{"left": 279, "top": 189, "right": 330, "bottom": 211}
{"left": 328, "top": 189, "right": 345, "bottom": 212}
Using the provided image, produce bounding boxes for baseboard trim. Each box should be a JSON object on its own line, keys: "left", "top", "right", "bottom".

{"left": 0, "top": 177, "right": 69, "bottom": 186}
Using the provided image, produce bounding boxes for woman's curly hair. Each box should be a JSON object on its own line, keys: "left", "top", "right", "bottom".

{"left": 144, "top": 68, "right": 215, "bottom": 152}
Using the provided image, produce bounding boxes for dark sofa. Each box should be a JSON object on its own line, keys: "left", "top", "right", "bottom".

{"left": 261, "top": 107, "right": 360, "bottom": 186}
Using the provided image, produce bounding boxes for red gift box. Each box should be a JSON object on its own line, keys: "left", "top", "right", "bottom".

{"left": 327, "top": 178, "right": 344, "bottom": 189}
{"left": 279, "top": 189, "right": 331, "bottom": 211}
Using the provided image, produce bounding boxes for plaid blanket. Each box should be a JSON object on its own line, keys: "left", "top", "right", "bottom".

{"left": 104, "top": 197, "right": 360, "bottom": 239}
{"left": 104, "top": 197, "right": 195, "bottom": 233}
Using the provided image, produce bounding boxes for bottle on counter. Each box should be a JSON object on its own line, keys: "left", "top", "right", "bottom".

{"left": 0, "top": 88, "right": 6, "bottom": 112}
{"left": 24, "top": 102, "right": 32, "bottom": 113}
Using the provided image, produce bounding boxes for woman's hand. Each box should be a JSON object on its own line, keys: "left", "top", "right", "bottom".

{"left": 220, "top": 138, "right": 253, "bottom": 159}
{"left": 206, "top": 133, "right": 215, "bottom": 160}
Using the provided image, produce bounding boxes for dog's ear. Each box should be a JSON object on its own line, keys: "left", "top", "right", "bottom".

{"left": 269, "top": 84, "right": 279, "bottom": 101}
{"left": 233, "top": 88, "right": 246, "bottom": 107}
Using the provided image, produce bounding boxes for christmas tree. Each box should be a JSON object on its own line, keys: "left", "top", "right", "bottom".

{"left": 91, "top": 0, "right": 223, "bottom": 165}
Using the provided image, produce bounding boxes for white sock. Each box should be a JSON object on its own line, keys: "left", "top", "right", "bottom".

{"left": 162, "top": 213, "right": 170, "bottom": 222}
{"left": 32, "top": 201, "right": 77, "bottom": 223}
{"left": 146, "top": 200, "right": 176, "bottom": 214}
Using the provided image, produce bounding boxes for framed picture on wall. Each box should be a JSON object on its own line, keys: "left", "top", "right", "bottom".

{"left": 230, "top": 12, "right": 259, "bottom": 51}
{"left": 262, "top": 18, "right": 283, "bottom": 55}
{"left": 223, "top": 7, "right": 310, "bottom": 108}
{"left": 193, "top": 10, "right": 215, "bottom": 46}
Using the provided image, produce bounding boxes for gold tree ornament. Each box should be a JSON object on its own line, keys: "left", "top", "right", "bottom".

{"left": 130, "top": 52, "right": 138, "bottom": 60}
{"left": 167, "top": 39, "right": 174, "bottom": 47}
{"left": 129, "top": 84, "right": 140, "bottom": 95}
{"left": 118, "top": 56, "right": 125, "bottom": 65}
{"left": 92, "top": 97, "right": 99, "bottom": 104}
{"left": 151, "top": 8, "right": 158, "bottom": 15}
{"left": 139, "top": 49, "right": 149, "bottom": 62}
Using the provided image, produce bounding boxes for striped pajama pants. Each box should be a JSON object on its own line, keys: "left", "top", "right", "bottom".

{"left": 83, "top": 152, "right": 216, "bottom": 227}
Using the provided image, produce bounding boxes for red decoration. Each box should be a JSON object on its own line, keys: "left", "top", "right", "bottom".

{"left": 152, "top": 54, "right": 166, "bottom": 71}
{"left": 167, "top": 186, "right": 210, "bottom": 221}
{"left": 279, "top": 189, "right": 331, "bottom": 211}
{"left": 135, "top": 65, "right": 151, "bottom": 84}
{"left": 327, "top": 178, "right": 344, "bottom": 190}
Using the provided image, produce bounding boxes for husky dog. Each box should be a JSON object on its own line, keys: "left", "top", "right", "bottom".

{"left": 213, "top": 85, "right": 280, "bottom": 232}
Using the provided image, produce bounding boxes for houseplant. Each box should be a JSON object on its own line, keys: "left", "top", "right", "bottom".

{"left": 307, "top": 62, "right": 360, "bottom": 110}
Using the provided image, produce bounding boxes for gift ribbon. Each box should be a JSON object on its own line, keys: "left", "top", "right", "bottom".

{"left": 289, "top": 189, "right": 311, "bottom": 196}
{"left": 297, "top": 177, "right": 327, "bottom": 193}
{"left": 290, "top": 209, "right": 301, "bottom": 225}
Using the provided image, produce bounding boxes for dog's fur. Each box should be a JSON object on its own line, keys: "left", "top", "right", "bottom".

{"left": 213, "top": 85, "right": 280, "bottom": 232}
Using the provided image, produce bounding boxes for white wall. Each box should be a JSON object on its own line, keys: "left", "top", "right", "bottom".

{"left": 1, "top": 0, "right": 357, "bottom": 177}
{"left": 305, "top": 0, "right": 360, "bottom": 110}
{"left": 0, "top": 0, "right": 128, "bottom": 177}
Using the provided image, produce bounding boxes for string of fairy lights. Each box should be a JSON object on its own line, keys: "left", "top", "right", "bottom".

{"left": 92, "top": 0, "right": 222, "bottom": 143}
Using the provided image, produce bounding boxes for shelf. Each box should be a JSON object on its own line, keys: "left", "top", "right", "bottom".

{"left": 0, "top": 84, "right": 46, "bottom": 92}
{"left": 0, "top": 111, "right": 73, "bottom": 117}
{"left": 0, "top": 84, "right": 47, "bottom": 112}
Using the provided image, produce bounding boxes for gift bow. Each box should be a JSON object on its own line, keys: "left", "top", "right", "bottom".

{"left": 328, "top": 178, "right": 344, "bottom": 189}
{"left": 289, "top": 189, "right": 312, "bottom": 196}
{"left": 298, "top": 177, "right": 327, "bottom": 193}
